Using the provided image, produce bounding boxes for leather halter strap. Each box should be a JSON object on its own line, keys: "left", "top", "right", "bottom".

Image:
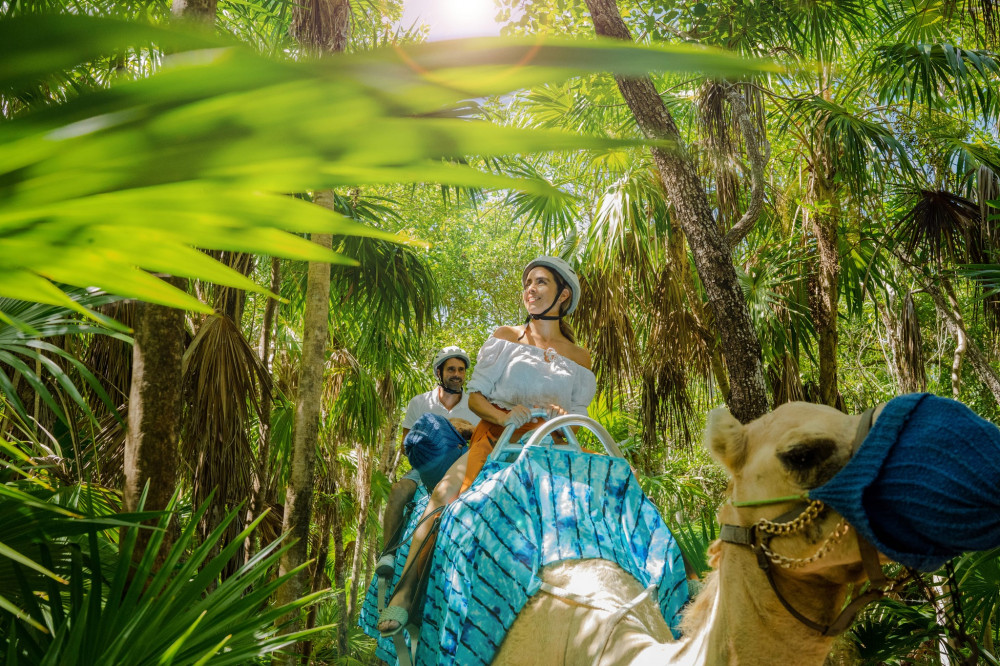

{"left": 718, "top": 406, "right": 894, "bottom": 636}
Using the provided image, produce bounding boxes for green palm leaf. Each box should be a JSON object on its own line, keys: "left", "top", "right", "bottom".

{"left": 4, "top": 489, "right": 330, "bottom": 665}
{"left": 874, "top": 43, "right": 1000, "bottom": 117}
{"left": 0, "top": 290, "right": 129, "bottom": 433}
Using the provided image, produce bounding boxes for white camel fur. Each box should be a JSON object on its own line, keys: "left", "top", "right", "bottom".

{"left": 494, "top": 401, "right": 887, "bottom": 665}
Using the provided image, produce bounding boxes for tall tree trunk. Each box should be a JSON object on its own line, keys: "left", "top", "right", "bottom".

{"left": 332, "top": 481, "right": 348, "bottom": 655}
{"left": 943, "top": 280, "right": 967, "bottom": 398}
{"left": 273, "top": 230, "right": 332, "bottom": 657}
{"left": 273, "top": 2, "right": 349, "bottom": 660}
{"left": 123, "top": 276, "right": 186, "bottom": 565}
{"left": 171, "top": 0, "right": 217, "bottom": 21}
{"left": 812, "top": 210, "right": 841, "bottom": 407}
{"left": 583, "top": 0, "right": 768, "bottom": 423}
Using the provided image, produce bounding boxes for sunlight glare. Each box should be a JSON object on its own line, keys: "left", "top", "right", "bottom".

{"left": 406, "top": 0, "right": 501, "bottom": 40}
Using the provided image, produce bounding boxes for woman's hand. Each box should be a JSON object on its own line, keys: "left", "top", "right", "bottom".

{"left": 504, "top": 404, "right": 533, "bottom": 429}
{"left": 534, "top": 403, "right": 567, "bottom": 421}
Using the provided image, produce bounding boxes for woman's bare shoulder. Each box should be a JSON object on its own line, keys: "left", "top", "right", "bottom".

{"left": 492, "top": 326, "right": 524, "bottom": 343}
{"left": 565, "top": 344, "right": 592, "bottom": 370}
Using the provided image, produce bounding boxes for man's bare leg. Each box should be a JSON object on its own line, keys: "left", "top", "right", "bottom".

{"left": 382, "top": 477, "right": 418, "bottom": 558}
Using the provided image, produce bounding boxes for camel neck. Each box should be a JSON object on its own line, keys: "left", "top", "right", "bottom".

{"left": 700, "top": 547, "right": 843, "bottom": 665}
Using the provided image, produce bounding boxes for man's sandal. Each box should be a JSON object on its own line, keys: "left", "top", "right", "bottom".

{"left": 377, "top": 605, "right": 409, "bottom": 638}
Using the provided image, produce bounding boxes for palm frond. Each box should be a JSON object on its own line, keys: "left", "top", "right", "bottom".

{"left": 0, "top": 290, "right": 129, "bottom": 440}
{"left": 1, "top": 15, "right": 777, "bottom": 314}
{"left": 3, "top": 486, "right": 329, "bottom": 664}
{"left": 874, "top": 43, "right": 1000, "bottom": 118}
{"left": 891, "top": 187, "right": 981, "bottom": 265}
{"left": 792, "top": 96, "right": 912, "bottom": 193}
{"left": 180, "top": 313, "right": 271, "bottom": 546}
{"left": 503, "top": 159, "right": 582, "bottom": 241}
{"left": 330, "top": 235, "right": 440, "bottom": 362}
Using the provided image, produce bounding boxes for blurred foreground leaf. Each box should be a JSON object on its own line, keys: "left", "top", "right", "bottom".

{"left": 0, "top": 14, "right": 775, "bottom": 313}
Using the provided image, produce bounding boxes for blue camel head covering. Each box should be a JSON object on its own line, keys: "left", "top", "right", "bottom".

{"left": 403, "top": 413, "right": 467, "bottom": 490}
{"left": 811, "top": 393, "right": 1000, "bottom": 571}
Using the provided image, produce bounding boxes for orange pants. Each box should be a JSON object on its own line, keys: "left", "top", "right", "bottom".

{"left": 459, "top": 416, "right": 539, "bottom": 494}
{"left": 459, "top": 412, "right": 571, "bottom": 493}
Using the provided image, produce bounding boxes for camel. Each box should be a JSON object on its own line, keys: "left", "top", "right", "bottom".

{"left": 494, "top": 401, "right": 887, "bottom": 665}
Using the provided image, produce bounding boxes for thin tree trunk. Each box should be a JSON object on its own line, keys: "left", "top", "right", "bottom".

{"left": 583, "top": 0, "right": 768, "bottom": 423}
{"left": 247, "top": 257, "right": 281, "bottom": 563}
{"left": 347, "top": 439, "right": 374, "bottom": 620}
{"left": 274, "top": 2, "right": 349, "bottom": 658}
{"left": 723, "top": 86, "right": 770, "bottom": 248}
{"left": 924, "top": 278, "right": 1000, "bottom": 403}
{"left": 123, "top": 276, "right": 186, "bottom": 566}
{"left": 332, "top": 474, "right": 348, "bottom": 655}
{"left": 813, "top": 208, "right": 841, "bottom": 407}
{"left": 943, "top": 280, "right": 967, "bottom": 398}
{"left": 984, "top": 609, "right": 996, "bottom": 654}
{"left": 273, "top": 231, "right": 332, "bottom": 657}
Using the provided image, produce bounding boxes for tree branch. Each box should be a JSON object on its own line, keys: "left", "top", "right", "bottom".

{"left": 724, "top": 85, "right": 771, "bottom": 249}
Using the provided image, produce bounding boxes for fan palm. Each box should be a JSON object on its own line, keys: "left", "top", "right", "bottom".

{"left": 3, "top": 488, "right": 329, "bottom": 664}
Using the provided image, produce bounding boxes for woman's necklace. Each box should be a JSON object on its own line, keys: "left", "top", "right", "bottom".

{"left": 525, "top": 325, "right": 561, "bottom": 363}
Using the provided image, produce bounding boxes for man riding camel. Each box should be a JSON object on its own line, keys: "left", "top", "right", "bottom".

{"left": 376, "top": 346, "right": 480, "bottom": 577}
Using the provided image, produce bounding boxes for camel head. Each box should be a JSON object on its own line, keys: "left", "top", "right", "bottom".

{"left": 705, "top": 401, "right": 877, "bottom": 583}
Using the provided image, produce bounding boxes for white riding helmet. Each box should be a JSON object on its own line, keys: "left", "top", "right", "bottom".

{"left": 522, "top": 255, "right": 581, "bottom": 315}
{"left": 432, "top": 346, "right": 471, "bottom": 374}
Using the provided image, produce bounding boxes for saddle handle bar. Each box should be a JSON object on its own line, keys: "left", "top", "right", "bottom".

{"left": 488, "top": 409, "right": 625, "bottom": 461}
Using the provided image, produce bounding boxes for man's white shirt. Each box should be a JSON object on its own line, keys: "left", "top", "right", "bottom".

{"left": 401, "top": 389, "right": 480, "bottom": 430}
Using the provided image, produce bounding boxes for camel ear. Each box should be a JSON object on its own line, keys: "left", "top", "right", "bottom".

{"left": 704, "top": 407, "right": 748, "bottom": 472}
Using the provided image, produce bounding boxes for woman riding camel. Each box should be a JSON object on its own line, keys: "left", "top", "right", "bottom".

{"left": 377, "top": 255, "right": 597, "bottom": 636}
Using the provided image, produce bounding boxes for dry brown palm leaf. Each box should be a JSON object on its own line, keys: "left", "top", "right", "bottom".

{"left": 640, "top": 265, "right": 709, "bottom": 450}
{"left": 88, "top": 407, "right": 128, "bottom": 488}
{"left": 83, "top": 301, "right": 136, "bottom": 418}
{"left": 576, "top": 267, "right": 639, "bottom": 408}
{"left": 768, "top": 351, "right": 806, "bottom": 408}
{"left": 901, "top": 291, "right": 928, "bottom": 392}
{"left": 894, "top": 188, "right": 981, "bottom": 266}
{"left": 696, "top": 80, "right": 769, "bottom": 240}
{"left": 181, "top": 312, "right": 272, "bottom": 544}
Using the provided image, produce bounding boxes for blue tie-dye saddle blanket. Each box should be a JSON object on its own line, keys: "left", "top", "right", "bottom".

{"left": 359, "top": 446, "right": 689, "bottom": 665}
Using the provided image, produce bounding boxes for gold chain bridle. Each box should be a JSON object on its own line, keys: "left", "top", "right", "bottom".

{"left": 754, "top": 499, "right": 852, "bottom": 569}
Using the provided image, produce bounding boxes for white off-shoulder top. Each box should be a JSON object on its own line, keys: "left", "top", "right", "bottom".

{"left": 466, "top": 336, "right": 597, "bottom": 416}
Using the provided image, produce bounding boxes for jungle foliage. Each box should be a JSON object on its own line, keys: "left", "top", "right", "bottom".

{"left": 1, "top": 0, "right": 1000, "bottom": 662}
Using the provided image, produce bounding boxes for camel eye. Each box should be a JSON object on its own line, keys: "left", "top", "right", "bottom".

{"left": 778, "top": 439, "right": 837, "bottom": 472}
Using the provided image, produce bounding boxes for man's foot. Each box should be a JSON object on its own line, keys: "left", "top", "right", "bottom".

{"left": 377, "top": 604, "right": 409, "bottom": 636}
{"left": 375, "top": 552, "right": 396, "bottom": 577}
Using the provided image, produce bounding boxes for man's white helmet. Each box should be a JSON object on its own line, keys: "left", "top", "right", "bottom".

{"left": 522, "top": 255, "right": 581, "bottom": 315}
{"left": 432, "top": 346, "right": 471, "bottom": 374}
